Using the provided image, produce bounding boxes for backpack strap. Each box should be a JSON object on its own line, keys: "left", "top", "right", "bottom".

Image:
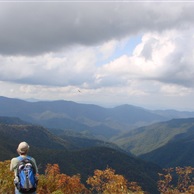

{"left": 17, "top": 156, "right": 23, "bottom": 161}
{"left": 17, "top": 155, "right": 32, "bottom": 161}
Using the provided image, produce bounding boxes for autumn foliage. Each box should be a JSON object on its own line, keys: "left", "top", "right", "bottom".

{"left": 0, "top": 160, "right": 14, "bottom": 194}
{"left": 87, "top": 168, "right": 144, "bottom": 194}
{"left": 158, "top": 166, "right": 194, "bottom": 194}
{"left": 0, "top": 160, "right": 145, "bottom": 194}
{"left": 1, "top": 160, "right": 194, "bottom": 194}
{"left": 37, "top": 163, "right": 88, "bottom": 194}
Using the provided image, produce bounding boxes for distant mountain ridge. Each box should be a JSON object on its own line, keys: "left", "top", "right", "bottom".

{"left": 0, "top": 116, "right": 29, "bottom": 125}
{"left": 1, "top": 96, "right": 194, "bottom": 141}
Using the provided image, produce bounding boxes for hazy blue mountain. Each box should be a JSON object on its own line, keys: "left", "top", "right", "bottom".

{"left": 0, "top": 116, "right": 30, "bottom": 125}
{"left": 1, "top": 96, "right": 194, "bottom": 141}
{"left": 152, "top": 109, "right": 194, "bottom": 119}
{"left": 0, "top": 96, "right": 171, "bottom": 140}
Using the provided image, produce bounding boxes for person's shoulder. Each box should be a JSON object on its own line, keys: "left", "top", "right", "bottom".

{"left": 11, "top": 157, "right": 19, "bottom": 162}
{"left": 31, "top": 157, "right": 36, "bottom": 162}
{"left": 28, "top": 156, "right": 36, "bottom": 162}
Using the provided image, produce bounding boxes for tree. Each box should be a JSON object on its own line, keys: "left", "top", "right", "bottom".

{"left": 3, "top": 159, "right": 194, "bottom": 194}
{"left": 0, "top": 160, "right": 145, "bottom": 194}
{"left": 87, "top": 167, "right": 144, "bottom": 194}
{"left": 0, "top": 160, "right": 15, "bottom": 194}
{"left": 37, "top": 163, "right": 89, "bottom": 194}
{"left": 158, "top": 166, "right": 194, "bottom": 194}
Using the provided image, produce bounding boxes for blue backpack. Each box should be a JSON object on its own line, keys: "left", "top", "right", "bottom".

{"left": 16, "top": 156, "right": 37, "bottom": 193}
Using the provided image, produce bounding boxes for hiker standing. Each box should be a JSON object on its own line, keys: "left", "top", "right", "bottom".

{"left": 10, "top": 142, "right": 39, "bottom": 194}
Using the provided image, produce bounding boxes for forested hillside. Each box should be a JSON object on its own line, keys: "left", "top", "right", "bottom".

{"left": 140, "top": 124, "right": 194, "bottom": 168}
{"left": 0, "top": 117, "right": 161, "bottom": 193}
{"left": 115, "top": 118, "right": 194, "bottom": 156}
{"left": 113, "top": 117, "right": 194, "bottom": 169}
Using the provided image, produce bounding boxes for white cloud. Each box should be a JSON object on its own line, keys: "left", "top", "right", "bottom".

{"left": 160, "top": 84, "right": 192, "bottom": 96}
{"left": 99, "top": 40, "right": 118, "bottom": 60}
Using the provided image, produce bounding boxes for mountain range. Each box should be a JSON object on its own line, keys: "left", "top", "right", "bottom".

{"left": 1, "top": 96, "right": 194, "bottom": 141}
{"left": 1, "top": 96, "right": 194, "bottom": 192}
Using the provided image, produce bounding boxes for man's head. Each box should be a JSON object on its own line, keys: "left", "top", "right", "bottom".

{"left": 17, "top": 142, "right": 30, "bottom": 155}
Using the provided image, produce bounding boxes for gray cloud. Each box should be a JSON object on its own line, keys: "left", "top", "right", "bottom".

{"left": 1, "top": 2, "right": 194, "bottom": 56}
{"left": 1, "top": 2, "right": 194, "bottom": 111}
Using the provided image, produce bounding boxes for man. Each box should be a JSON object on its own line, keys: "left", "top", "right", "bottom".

{"left": 10, "top": 142, "right": 38, "bottom": 194}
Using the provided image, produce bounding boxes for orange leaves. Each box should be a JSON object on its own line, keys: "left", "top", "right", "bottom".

{"left": 158, "top": 167, "right": 194, "bottom": 194}
{"left": 87, "top": 167, "right": 144, "bottom": 194}
{"left": 37, "top": 163, "right": 88, "bottom": 194}
{"left": 0, "top": 160, "right": 15, "bottom": 194}
{"left": 45, "top": 163, "right": 60, "bottom": 176}
{"left": 3, "top": 160, "right": 194, "bottom": 194}
{"left": 0, "top": 160, "right": 145, "bottom": 194}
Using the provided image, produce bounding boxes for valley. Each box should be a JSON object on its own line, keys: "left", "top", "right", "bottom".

{"left": 1, "top": 96, "right": 194, "bottom": 193}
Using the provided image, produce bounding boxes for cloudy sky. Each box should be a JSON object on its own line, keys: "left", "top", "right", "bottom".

{"left": 1, "top": 1, "right": 194, "bottom": 110}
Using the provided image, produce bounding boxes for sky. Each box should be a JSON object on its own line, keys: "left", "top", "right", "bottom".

{"left": 1, "top": 1, "right": 194, "bottom": 111}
